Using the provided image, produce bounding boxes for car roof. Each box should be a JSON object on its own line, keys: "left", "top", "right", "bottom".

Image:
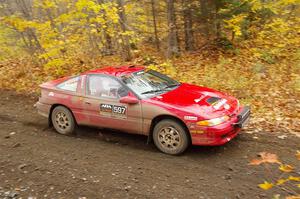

{"left": 82, "top": 65, "right": 145, "bottom": 77}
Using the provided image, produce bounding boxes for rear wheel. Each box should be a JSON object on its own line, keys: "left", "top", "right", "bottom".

{"left": 153, "top": 119, "right": 189, "bottom": 155}
{"left": 51, "top": 106, "right": 76, "bottom": 135}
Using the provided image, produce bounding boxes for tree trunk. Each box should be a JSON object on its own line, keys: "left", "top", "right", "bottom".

{"left": 97, "top": 0, "right": 113, "bottom": 55}
{"left": 214, "top": 0, "right": 221, "bottom": 39}
{"left": 15, "top": 0, "right": 43, "bottom": 54}
{"left": 117, "top": 0, "right": 132, "bottom": 61}
{"left": 182, "top": 0, "right": 195, "bottom": 51}
{"left": 167, "top": 0, "right": 179, "bottom": 58}
{"left": 151, "top": 0, "right": 160, "bottom": 50}
{"left": 200, "top": 0, "right": 209, "bottom": 39}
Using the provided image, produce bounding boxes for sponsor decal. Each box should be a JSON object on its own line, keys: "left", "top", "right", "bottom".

{"left": 136, "top": 71, "right": 145, "bottom": 75}
{"left": 190, "top": 130, "right": 205, "bottom": 134}
{"left": 100, "top": 104, "right": 127, "bottom": 118}
{"left": 224, "top": 103, "right": 230, "bottom": 110}
{"left": 194, "top": 95, "right": 206, "bottom": 103}
{"left": 48, "top": 92, "right": 54, "bottom": 97}
{"left": 213, "top": 99, "right": 227, "bottom": 110}
{"left": 184, "top": 116, "right": 198, "bottom": 121}
{"left": 80, "top": 77, "right": 84, "bottom": 89}
{"left": 112, "top": 105, "right": 126, "bottom": 115}
{"left": 100, "top": 104, "right": 113, "bottom": 112}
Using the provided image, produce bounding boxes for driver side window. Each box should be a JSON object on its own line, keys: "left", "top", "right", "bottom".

{"left": 87, "top": 75, "right": 128, "bottom": 99}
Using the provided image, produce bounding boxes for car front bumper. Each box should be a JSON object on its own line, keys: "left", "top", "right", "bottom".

{"left": 189, "top": 106, "right": 250, "bottom": 146}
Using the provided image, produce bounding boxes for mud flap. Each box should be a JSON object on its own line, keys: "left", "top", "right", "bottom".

{"left": 233, "top": 106, "right": 250, "bottom": 128}
{"left": 146, "top": 134, "right": 153, "bottom": 144}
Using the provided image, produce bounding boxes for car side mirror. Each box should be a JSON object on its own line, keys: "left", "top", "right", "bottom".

{"left": 120, "top": 93, "right": 139, "bottom": 104}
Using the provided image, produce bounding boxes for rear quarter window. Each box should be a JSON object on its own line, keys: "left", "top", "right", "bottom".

{"left": 57, "top": 76, "right": 80, "bottom": 92}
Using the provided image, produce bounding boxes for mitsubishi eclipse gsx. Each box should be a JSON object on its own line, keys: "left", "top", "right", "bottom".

{"left": 36, "top": 65, "right": 250, "bottom": 155}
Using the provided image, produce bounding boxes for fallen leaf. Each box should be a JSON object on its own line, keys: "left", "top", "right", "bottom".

{"left": 286, "top": 195, "right": 300, "bottom": 199}
{"left": 258, "top": 181, "right": 273, "bottom": 190}
{"left": 249, "top": 152, "right": 281, "bottom": 165}
{"left": 273, "top": 194, "right": 280, "bottom": 199}
{"left": 289, "top": 176, "right": 300, "bottom": 182}
{"left": 277, "top": 135, "right": 287, "bottom": 139}
{"left": 296, "top": 151, "right": 300, "bottom": 161}
{"left": 279, "top": 164, "right": 294, "bottom": 173}
{"left": 277, "top": 178, "right": 289, "bottom": 185}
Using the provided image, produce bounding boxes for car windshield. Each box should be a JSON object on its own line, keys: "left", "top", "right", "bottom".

{"left": 121, "top": 69, "right": 180, "bottom": 98}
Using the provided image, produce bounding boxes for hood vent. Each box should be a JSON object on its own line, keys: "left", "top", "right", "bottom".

{"left": 206, "top": 97, "right": 221, "bottom": 105}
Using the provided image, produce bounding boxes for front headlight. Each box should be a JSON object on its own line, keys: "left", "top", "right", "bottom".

{"left": 197, "top": 115, "right": 230, "bottom": 126}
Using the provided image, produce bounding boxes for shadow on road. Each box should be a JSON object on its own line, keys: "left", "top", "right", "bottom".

{"left": 55, "top": 125, "right": 240, "bottom": 158}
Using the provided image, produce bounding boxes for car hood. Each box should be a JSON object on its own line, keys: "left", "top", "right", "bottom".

{"left": 146, "top": 83, "right": 239, "bottom": 119}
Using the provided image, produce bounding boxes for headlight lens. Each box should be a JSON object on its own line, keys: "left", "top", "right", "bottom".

{"left": 197, "top": 116, "right": 230, "bottom": 126}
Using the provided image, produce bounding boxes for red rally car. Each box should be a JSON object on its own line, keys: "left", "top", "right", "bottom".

{"left": 36, "top": 65, "right": 250, "bottom": 155}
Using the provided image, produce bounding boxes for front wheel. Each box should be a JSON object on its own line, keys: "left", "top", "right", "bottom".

{"left": 153, "top": 119, "right": 189, "bottom": 155}
{"left": 51, "top": 106, "right": 76, "bottom": 135}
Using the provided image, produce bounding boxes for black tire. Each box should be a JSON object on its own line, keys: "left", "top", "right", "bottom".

{"left": 153, "top": 119, "right": 189, "bottom": 155}
{"left": 51, "top": 106, "right": 76, "bottom": 135}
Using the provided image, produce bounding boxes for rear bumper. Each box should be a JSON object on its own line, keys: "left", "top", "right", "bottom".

{"left": 189, "top": 106, "right": 250, "bottom": 146}
{"left": 36, "top": 101, "right": 51, "bottom": 118}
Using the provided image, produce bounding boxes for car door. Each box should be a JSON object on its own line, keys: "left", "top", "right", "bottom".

{"left": 82, "top": 74, "right": 143, "bottom": 134}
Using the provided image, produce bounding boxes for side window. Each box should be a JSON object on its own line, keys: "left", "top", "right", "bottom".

{"left": 87, "top": 75, "right": 128, "bottom": 98}
{"left": 57, "top": 76, "right": 80, "bottom": 92}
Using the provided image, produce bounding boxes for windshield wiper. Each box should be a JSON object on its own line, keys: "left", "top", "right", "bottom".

{"left": 141, "top": 84, "right": 180, "bottom": 95}
{"left": 164, "top": 83, "right": 180, "bottom": 89}
{"left": 141, "top": 89, "right": 165, "bottom": 95}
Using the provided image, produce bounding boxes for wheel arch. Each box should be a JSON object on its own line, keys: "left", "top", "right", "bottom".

{"left": 148, "top": 114, "right": 191, "bottom": 144}
{"left": 48, "top": 104, "right": 77, "bottom": 127}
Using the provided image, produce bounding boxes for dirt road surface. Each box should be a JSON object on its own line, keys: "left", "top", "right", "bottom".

{"left": 0, "top": 90, "right": 299, "bottom": 199}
